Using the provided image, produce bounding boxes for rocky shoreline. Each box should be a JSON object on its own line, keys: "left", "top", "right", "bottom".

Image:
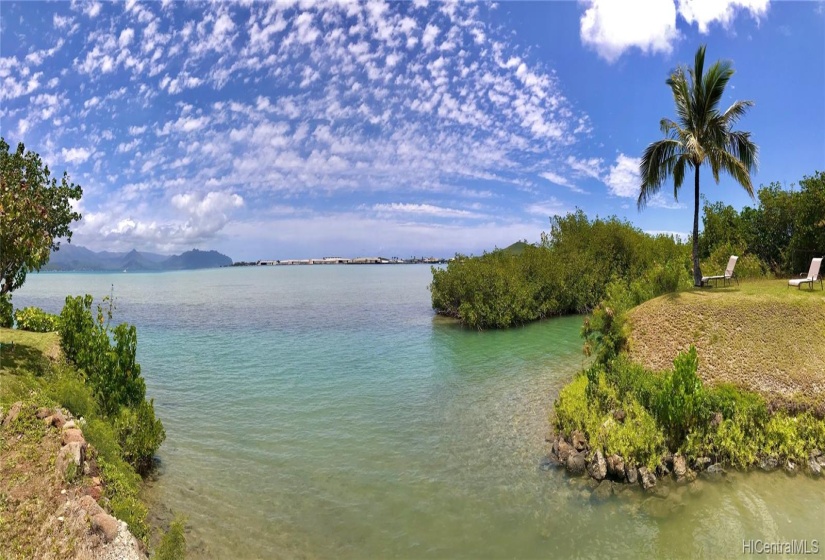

{"left": 0, "top": 401, "right": 145, "bottom": 560}
{"left": 545, "top": 429, "right": 825, "bottom": 500}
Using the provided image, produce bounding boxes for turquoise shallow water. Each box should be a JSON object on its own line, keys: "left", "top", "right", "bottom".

{"left": 15, "top": 266, "right": 825, "bottom": 559}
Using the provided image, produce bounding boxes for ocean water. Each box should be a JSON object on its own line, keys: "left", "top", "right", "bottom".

{"left": 14, "top": 266, "right": 825, "bottom": 559}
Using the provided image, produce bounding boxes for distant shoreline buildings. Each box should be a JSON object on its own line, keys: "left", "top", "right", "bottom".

{"left": 231, "top": 256, "right": 449, "bottom": 267}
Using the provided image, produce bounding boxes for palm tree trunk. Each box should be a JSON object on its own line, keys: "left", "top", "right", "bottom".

{"left": 693, "top": 165, "right": 702, "bottom": 287}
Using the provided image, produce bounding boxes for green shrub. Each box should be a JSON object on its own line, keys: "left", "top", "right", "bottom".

{"left": 13, "top": 306, "right": 59, "bottom": 332}
{"left": 116, "top": 399, "right": 166, "bottom": 475}
{"left": 763, "top": 413, "right": 808, "bottom": 463}
{"left": 431, "top": 211, "right": 690, "bottom": 329}
{"left": 58, "top": 294, "right": 164, "bottom": 469}
{"left": 0, "top": 294, "right": 12, "bottom": 328}
{"left": 552, "top": 373, "right": 601, "bottom": 438}
{"left": 45, "top": 364, "right": 96, "bottom": 419}
{"left": 98, "top": 456, "right": 149, "bottom": 543}
{"left": 598, "top": 398, "right": 664, "bottom": 470}
{"left": 153, "top": 517, "right": 187, "bottom": 560}
{"left": 701, "top": 243, "right": 767, "bottom": 280}
{"left": 650, "top": 347, "right": 708, "bottom": 447}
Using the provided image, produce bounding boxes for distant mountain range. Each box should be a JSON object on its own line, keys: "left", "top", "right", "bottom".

{"left": 42, "top": 244, "right": 233, "bottom": 272}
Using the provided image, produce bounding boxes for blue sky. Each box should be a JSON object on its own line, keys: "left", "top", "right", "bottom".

{"left": 1, "top": 0, "right": 823, "bottom": 260}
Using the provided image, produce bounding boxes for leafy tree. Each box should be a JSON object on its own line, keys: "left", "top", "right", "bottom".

{"left": 639, "top": 45, "right": 758, "bottom": 287}
{"left": 0, "top": 138, "right": 82, "bottom": 295}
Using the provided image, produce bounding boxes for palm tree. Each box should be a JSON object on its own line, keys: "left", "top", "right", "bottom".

{"left": 639, "top": 45, "right": 758, "bottom": 287}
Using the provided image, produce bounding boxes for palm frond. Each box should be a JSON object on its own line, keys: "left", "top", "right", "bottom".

{"left": 715, "top": 150, "right": 755, "bottom": 197}
{"left": 701, "top": 60, "right": 734, "bottom": 123}
{"left": 639, "top": 139, "right": 684, "bottom": 209}
{"left": 721, "top": 100, "right": 754, "bottom": 126}
{"left": 727, "top": 130, "right": 759, "bottom": 173}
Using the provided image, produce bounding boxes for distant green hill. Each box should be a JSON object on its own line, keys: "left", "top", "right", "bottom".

{"left": 501, "top": 241, "right": 532, "bottom": 255}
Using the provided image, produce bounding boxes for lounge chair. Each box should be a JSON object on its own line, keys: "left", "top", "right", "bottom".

{"left": 702, "top": 255, "right": 738, "bottom": 287}
{"left": 788, "top": 257, "right": 823, "bottom": 290}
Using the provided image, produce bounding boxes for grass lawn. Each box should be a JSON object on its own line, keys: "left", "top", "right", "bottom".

{"left": 0, "top": 328, "right": 62, "bottom": 401}
{"left": 627, "top": 278, "right": 825, "bottom": 410}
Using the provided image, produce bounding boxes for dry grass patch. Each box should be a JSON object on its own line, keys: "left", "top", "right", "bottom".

{"left": 627, "top": 279, "right": 825, "bottom": 410}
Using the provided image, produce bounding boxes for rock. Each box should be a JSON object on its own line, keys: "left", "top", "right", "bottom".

{"left": 558, "top": 437, "right": 573, "bottom": 464}
{"left": 638, "top": 467, "right": 656, "bottom": 491}
{"left": 571, "top": 430, "right": 587, "bottom": 452}
{"left": 62, "top": 419, "right": 77, "bottom": 430}
{"left": 613, "top": 409, "right": 626, "bottom": 423}
{"left": 588, "top": 450, "right": 608, "bottom": 481}
{"left": 818, "top": 455, "right": 825, "bottom": 468}
{"left": 758, "top": 456, "right": 779, "bottom": 472}
{"left": 78, "top": 495, "right": 105, "bottom": 517}
{"left": 85, "top": 484, "right": 103, "bottom": 501}
{"left": 656, "top": 456, "right": 671, "bottom": 478}
{"left": 625, "top": 463, "right": 638, "bottom": 485}
{"left": 701, "top": 463, "right": 727, "bottom": 480}
{"left": 591, "top": 480, "right": 614, "bottom": 501}
{"left": 807, "top": 456, "right": 822, "bottom": 477}
{"left": 710, "top": 411, "right": 723, "bottom": 428}
{"left": 36, "top": 407, "right": 52, "bottom": 419}
{"left": 566, "top": 451, "right": 587, "bottom": 476}
{"left": 1, "top": 401, "right": 22, "bottom": 428}
{"left": 693, "top": 457, "right": 711, "bottom": 471}
{"left": 539, "top": 455, "right": 560, "bottom": 471}
{"left": 45, "top": 410, "right": 67, "bottom": 429}
{"left": 606, "top": 454, "right": 625, "bottom": 480}
{"left": 676, "top": 468, "right": 696, "bottom": 485}
{"left": 62, "top": 428, "right": 85, "bottom": 446}
{"left": 673, "top": 454, "right": 687, "bottom": 478}
{"left": 784, "top": 460, "right": 798, "bottom": 475}
{"left": 556, "top": 438, "right": 573, "bottom": 463}
{"left": 91, "top": 513, "right": 120, "bottom": 543}
{"left": 56, "top": 441, "right": 86, "bottom": 477}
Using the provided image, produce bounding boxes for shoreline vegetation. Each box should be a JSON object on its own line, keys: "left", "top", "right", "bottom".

{"left": 430, "top": 194, "right": 824, "bottom": 492}
{"left": 0, "top": 297, "right": 185, "bottom": 559}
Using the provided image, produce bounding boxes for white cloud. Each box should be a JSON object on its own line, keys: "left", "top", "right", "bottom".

{"left": 372, "top": 202, "right": 480, "bottom": 218}
{"left": 526, "top": 197, "right": 570, "bottom": 217}
{"left": 604, "top": 154, "right": 641, "bottom": 198}
{"left": 580, "top": 0, "right": 678, "bottom": 62}
{"left": 565, "top": 155, "right": 604, "bottom": 180}
{"left": 62, "top": 147, "right": 92, "bottom": 164}
{"left": 678, "top": 0, "right": 770, "bottom": 33}
{"left": 647, "top": 192, "right": 685, "bottom": 209}
{"left": 539, "top": 171, "right": 587, "bottom": 194}
{"left": 580, "top": 0, "right": 772, "bottom": 61}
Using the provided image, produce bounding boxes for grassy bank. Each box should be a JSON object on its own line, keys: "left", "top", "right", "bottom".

{"left": 551, "top": 279, "right": 825, "bottom": 484}
{"left": 0, "top": 326, "right": 184, "bottom": 559}
{"left": 628, "top": 280, "right": 825, "bottom": 412}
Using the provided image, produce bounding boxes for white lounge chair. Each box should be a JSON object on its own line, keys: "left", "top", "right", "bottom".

{"left": 702, "top": 255, "right": 738, "bottom": 287}
{"left": 788, "top": 257, "right": 823, "bottom": 290}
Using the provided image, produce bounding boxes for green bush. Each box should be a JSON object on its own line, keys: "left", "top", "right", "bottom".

{"left": 431, "top": 211, "right": 691, "bottom": 329}
{"left": 58, "top": 294, "right": 164, "bottom": 471}
{"left": 116, "top": 399, "right": 166, "bottom": 475}
{"left": 45, "top": 364, "right": 97, "bottom": 419}
{"left": 650, "top": 347, "right": 708, "bottom": 447}
{"left": 14, "top": 306, "right": 59, "bottom": 332}
{"left": 552, "top": 373, "right": 601, "bottom": 439}
{"left": 0, "top": 294, "right": 12, "bottom": 328}
{"left": 153, "top": 517, "right": 187, "bottom": 560}
{"left": 599, "top": 399, "right": 664, "bottom": 470}
{"left": 701, "top": 243, "right": 767, "bottom": 280}
{"left": 98, "top": 457, "right": 149, "bottom": 543}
